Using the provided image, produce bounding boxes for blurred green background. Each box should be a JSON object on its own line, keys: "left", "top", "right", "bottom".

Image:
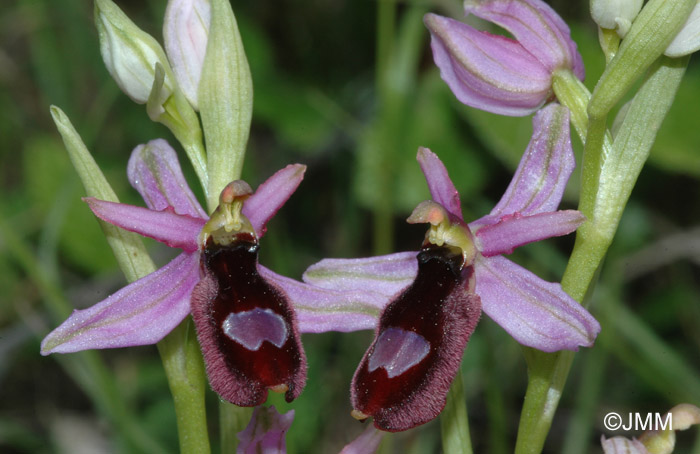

{"left": 1, "top": 0, "right": 699, "bottom": 452}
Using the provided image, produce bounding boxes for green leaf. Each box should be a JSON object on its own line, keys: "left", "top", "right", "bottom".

{"left": 648, "top": 67, "right": 700, "bottom": 177}
{"left": 199, "top": 0, "right": 253, "bottom": 211}
{"left": 50, "top": 105, "right": 155, "bottom": 282}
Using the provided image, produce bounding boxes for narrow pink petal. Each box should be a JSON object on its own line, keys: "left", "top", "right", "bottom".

{"left": 466, "top": 0, "right": 584, "bottom": 79}
{"left": 417, "top": 147, "right": 462, "bottom": 220}
{"left": 242, "top": 164, "right": 306, "bottom": 238}
{"left": 302, "top": 252, "right": 417, "bottom": 298}
{"left": 425, "top": 13, "right": 552, "bottom": 116}
{"left": 474, "top": 104, "right": 573, "bottom": 226}
{"left": 475, "top": 210, "right": 585, "bottom": 257}
{"left": 41, "top": 253, "right": 199, "bottom": 354}
{"left": 85, "top": 198, "right": 205, "bottom": 252}
{"left": 127, "top": 139, "right": 207, "bottom": 218}
{"left": 236, "top": 406, "right": 294, "bottom": 454}
{"left": 475, "top": 255, "right": 600, "bottom": 352}
{"left": 340, "top": 425, "right": 384, "bottom": 454}
{"left": 260, "top": 266, "right": 394, "bottom": 333}
{"left": 601, "top": 436, "right": 649, "bottom": 454}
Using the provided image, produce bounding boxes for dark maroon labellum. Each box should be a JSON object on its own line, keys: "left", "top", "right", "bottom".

{"left": 351, "top": 245, "right": 481, "bottom": 432}
{"left": 191, "top": 234, "right": 307, "bottom": 406}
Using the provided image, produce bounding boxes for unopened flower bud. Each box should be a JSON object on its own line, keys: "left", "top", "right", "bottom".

{"left": 164, "top": 0, "right": 211, "bottom": 110}
{"left": 95, "top": 0, "right": 176, "bottom": 109}
{"left": 425, "top": 0, "right": 584, "bottom": 116}
{"left": 591, "top": 0, "right": 643, "bottom": 37}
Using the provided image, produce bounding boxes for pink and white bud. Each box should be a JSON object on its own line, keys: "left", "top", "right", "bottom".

{"left": 164, "top": 0, "right": 211, "bottom": 110}
{"left": 425, "top": 0, "right": 584, "bottom": 116}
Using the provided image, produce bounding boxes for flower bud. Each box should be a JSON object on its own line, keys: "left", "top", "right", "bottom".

{"left": 95, "top": 0, "right": 176, "bottom": 110}
{"left": 425, "top": 0, "right": 584, "bottom": 116}
{"left": 164, "top": 0, "right": 211, "bottom": 110}
{"left": 591, "top": 0, "right": 643, "bottom": 37}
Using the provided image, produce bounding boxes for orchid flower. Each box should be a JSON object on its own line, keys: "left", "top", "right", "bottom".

{"left": 40, "top": 139, "right": 309, "bottom": 406}
{"left": 424, "top": 0, "right": 584, "bottom": 116}
{"left": 300, "top": 104, "right": 600, "bottom": 431}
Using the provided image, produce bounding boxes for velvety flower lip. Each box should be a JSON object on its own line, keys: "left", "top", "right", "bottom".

{"left": 40, "top": 139, "right": 308, "bottom": 355}
{"left": 425, "top": 0, "right": 584, "bottom": 116}
{"left": 300, "top": 104, "right": 600, "bottom": 353}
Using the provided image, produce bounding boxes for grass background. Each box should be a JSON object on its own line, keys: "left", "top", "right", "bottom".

{"left": 1, "top": 0, "right": 699, "bottom": 452}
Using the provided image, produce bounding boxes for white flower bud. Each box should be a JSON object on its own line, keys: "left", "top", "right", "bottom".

{"left": 665, "top": 2, "right": 700, "bottom": 57}
{"left": 591, "top": 0, "right": 643, "bottom": 37}
{"left": 164, "top": 0, "right": 211, "bottom": 110}
{"left": 95, "top": 0, "right": 175, "bottom": 108}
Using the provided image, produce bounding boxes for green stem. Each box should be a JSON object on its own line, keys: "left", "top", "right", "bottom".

{"left": 551, "top": 70, "right": 613, "bottom": 219}
{"left": 440, "top": 368, "right": 473, "bottom": 454}
{"left": 157, "top": 321, "right": 211, "bottom": 454}
{"left": 514, "top": 55, "right": 688, "bottom": 454}
{"left": 551, "top": 70, "right": 590, "bottom": 142}
{"left": 181, "top": 135, "right": 209, "bottom": 200}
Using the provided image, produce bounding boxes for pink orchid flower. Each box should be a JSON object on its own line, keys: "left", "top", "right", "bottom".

{"left": 299, "top": 104, "right": 600, "bottom": 431}
{"left": 41, "top": 139, "right": 313, "bottom": 406}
